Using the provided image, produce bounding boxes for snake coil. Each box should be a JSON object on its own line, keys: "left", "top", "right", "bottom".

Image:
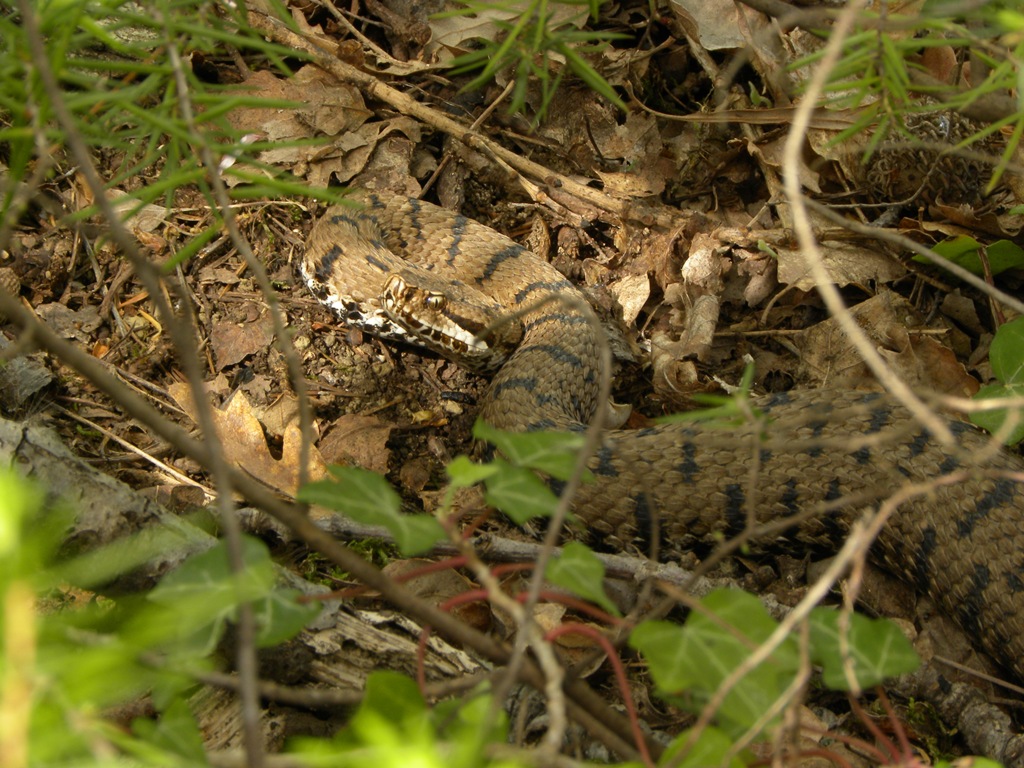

{"left": 303, "top": 191, "right": 1024, "bottom": 680}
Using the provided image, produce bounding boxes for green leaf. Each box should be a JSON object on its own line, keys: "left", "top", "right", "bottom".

{"left": 925, "top": 236, "right": 1024, "bottom": 278}
{"left": 546, "top": 542, "right": 621, "bottom": 617}
{"left": 148, "top": 538, "right": 276, "bottom": 654}
{"left": 997, "top": 9, "right": 1024, "bottom": 32}
{"left": 55, "top": 524, "right": 211, "bottom": 592}
{"left": 433, "top": 688, "right": 508, "bottom": 766}
{"left": 445, "top": 455, "right": 500, "bottom": 489}
{"left": 472, "top": 420, "right": 587, "bottom": 481}
{"left": 254, "top": 588, "right": 321, "bottom": 648}
{"left": 481, "top": 459, "right": 560, "bottom": 523}
{"left": 971, "top": 382, "right": 1024, "bottom": 446}
{"left": 660, "top": 725, "right": 748, "bottom": 768}
{"left": 151, "top": 538, "right": 274, "bottom": 605}
{"left": 0, "top": 470, "right": 51, "bottom": 581}
{"left": 130, "top": 699, "right": 208, "bottom": 763}
{"left": 629, "top": 620, "right": 693, "bottom": 690}
{"left": 808, "top": 609, "right": 920, "bottom": 689}
{"left": 630, "top": 590, "right": 799, "bottom": 735}
{"left": 360, "top": 670, "right": 427, "bottom": 726}
{"left": 990, "top": 316, "right": 1024, "bottom": 385}
{"left": 298, "top": 466, "right": 446, "bottom": 555}
{"left": 935, "top": 760, "right": 1003, "bottom": 768}
{"left": 319, "top": 670, "right": 436, "bottom": 757}
{"left": 971, "top": 316, "right": 1024, "bottom": 445}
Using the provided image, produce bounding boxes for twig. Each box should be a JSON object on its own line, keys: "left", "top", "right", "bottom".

{"left": 780, "top": 0, "right": 956, "bottom": 445}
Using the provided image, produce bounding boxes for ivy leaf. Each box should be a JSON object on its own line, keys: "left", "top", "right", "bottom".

{"left": 481, "top": 458, "right": 560, "bottom": 523}
{"left": 298, "top": 466, "right": 445, "bottom": 555}
{"left": 148, "top": 538, "right": 275, "bottom": 655}
{"left": 434, "top": 687, "right": 508, "bottom": 765}
{"left": 660, "top": 725, "right": 748, "bottom": 768}
{"left": 359, "top": 670, "right": 427, "bottom": 725}
{"left": 254, "top": 588, "right": 321, "bottom": 648}
{"left": 629, "top": 620, "right": 692, "bottom": 689}
{"left": 989, "top": 316, "right": 1024, "bottom": 385}
{"left": 445, "top": 455, "right": 500, "bottom": 489}
{"left": 473, "top": 420, "right": 588, "bottom": 482}
{"left": 546, "top": 542, "right": 620, "bottom": 617}
{"left": 971, "top": 382, "right": 1024, "bottom": 446}
{"left": 149, "top": 537, "right": 274, "bottom": 604}
{"left": 130, "top": 699, "right": 207, "bottom": 762}
{"left": 630, "top": 589, "right": 799, "bottom": 735}
{"left": 808, "top": 609, "right": 919, "bottom": 689}
{"left": 927, "top": 236, "right": 1024, "bottom": 277}
{"left": 325, "top": 670, "right": 432, "bottom": 752}
{"left": 971, "top": 317, "right": 1024, "bottom": 445}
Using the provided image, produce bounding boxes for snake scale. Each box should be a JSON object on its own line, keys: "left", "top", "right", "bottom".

{"left": 303, "top": 192, "right": 1024, "bottom": 681}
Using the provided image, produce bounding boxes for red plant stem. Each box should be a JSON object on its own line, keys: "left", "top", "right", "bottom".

{"left": 847, "top": 692, "right": 900, "bottom": 759}
{"left": 545, "top": 622, "right": 654, "bottom": 768}
{"left": 522, "top": 590, "right": 623, "bottom": 626}
{"left": 417, "top": 589, "right": 493, "bottom": 695}
{"left": 798, "top": 723, "right": 890, "bottom": 764}
{"left": 750, "top": 746, "right": 853, "bottom": 768}
{"left": 875, "top": 686, "right": 914, "bottom": 759}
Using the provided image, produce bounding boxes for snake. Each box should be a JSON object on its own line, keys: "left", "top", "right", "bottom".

{"left": 302, "top": 191, "right": 1024, "bottom": 681}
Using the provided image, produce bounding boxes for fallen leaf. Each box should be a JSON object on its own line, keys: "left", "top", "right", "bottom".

{"left": 426, "top": 2, "right": 586, "bottom": 60}
{"left": 35, "top": 303, "right": 102, "bottom": 341}
{"left": 751, "top": 133, "right": 821, "bottom": 193}
{"left": 595, "top": 169, "right": 664, "bottom": 198}
{"left": 670, "top": 0, "right": 769, "bottom": 51}
{"left": 776, "top": 241, "right": 906, "bottom": 290}
{"left": 318, "top": 414, "right": 394, "bottom": 475}
{"left": 607, "top": 273, "right": 650, "bottom": 327}
{"left": 210, "top": 309, "right": 274, "bottom": 370}
{"left": 168, "top": 384, "right": 327, "bottom": 495}
{"left": 797, "top": 289, "right": 979, "bottom": 394}
{"left": 225, "top": 66, "right": 373, "bottom": 181}
{"left": 384, "top": 559, "right": 490, "bottom": 631}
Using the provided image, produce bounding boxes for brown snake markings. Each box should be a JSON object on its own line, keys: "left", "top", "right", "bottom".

{"left": 303, "top": 192, "right": 1024, "bottom": 680}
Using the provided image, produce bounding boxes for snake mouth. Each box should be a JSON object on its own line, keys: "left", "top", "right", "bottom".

{"left": 376, "top": 273, "right": 519, "bottom": 372}
{"left": 381, "top": 274, "right": 489, "bottom": 354}
{"left": 300, "top": 260, "right": 408, "bottom": 343}
{"left": 300, "top": 260, "right": 512, "bottom": 372}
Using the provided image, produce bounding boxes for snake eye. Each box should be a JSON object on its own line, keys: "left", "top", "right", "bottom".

{"left": 425, "top": 293, "right": 446, "bottom": 311}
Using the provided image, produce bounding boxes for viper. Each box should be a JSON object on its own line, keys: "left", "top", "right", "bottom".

{"left": 302, "top": 191, "right": 1024, "bottom": 680}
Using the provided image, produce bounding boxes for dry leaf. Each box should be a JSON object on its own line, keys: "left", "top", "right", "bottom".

{"left": 751, "top": 133, "right": 821, "bottom": 193}
{"left": 225, "top": 66, "right": 372, "bottom": 180}
{"left": 209, "top": 309, "right": 274, "bottom": 370}
{"left": 607, "top": 273, "right": 650, "bottom": 327}
{"left": 318, "top": 414, "right": 394, "bottom": 475}
{"left": 425, "top": 2, "right": 585, "bottom": 60}
{"left": 670, "top": 0, "right": 768, "bottom": 51}
{"left": 775, "top": 241, "right": 905, "bottom": 290}
{"left": 383, "top": 559, "right": 490, "bottom": 630}
{"left": 797, "top": 290, "right": 978, "bottom": 395}
{"left": 168, "top": 384, "right": 327, "bottom": 495}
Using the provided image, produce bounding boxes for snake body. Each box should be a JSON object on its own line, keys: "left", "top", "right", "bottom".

{"left": 304, "top": 192, "right": 1024, "bottom": 680}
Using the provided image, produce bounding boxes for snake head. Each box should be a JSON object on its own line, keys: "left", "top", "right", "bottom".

{"left": 381, "top": 273, "right": 522, "bottom": 373}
